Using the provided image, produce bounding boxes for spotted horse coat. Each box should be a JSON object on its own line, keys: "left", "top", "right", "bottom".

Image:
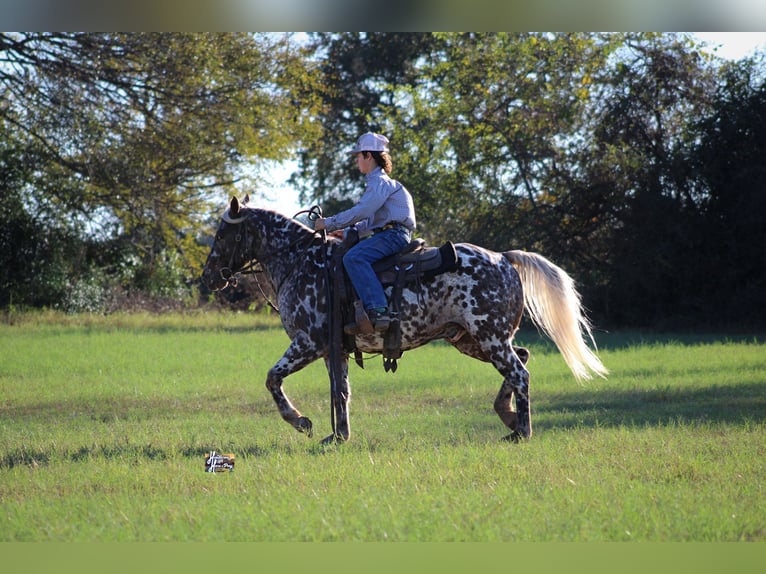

{"left": 202, "top": 196, "right": 608, "bottom": 444}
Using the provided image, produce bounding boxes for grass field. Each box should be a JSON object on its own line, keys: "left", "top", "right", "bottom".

{"left": 1, "top": 311, "right": 764, "bottom": 541}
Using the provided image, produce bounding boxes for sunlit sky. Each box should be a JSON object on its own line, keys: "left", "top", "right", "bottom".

{"left": 693, "top": 32, "right": 766, "bottom": 59}
{"left": 262, "top": 32, "right": 766, "bottom": 217}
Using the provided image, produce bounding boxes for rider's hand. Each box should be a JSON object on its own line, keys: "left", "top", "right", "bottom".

{"left": 314, "top": 218, "right": 326, "bottom": 231}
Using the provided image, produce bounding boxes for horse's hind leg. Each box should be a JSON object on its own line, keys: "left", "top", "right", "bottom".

{"left": 492, "top": 346, "right": 532, "bottom": 441}
{"left": 457, "top": 332, "right": 532, "bottom": 440}
{"left": 494, "top": 373, "right": 531, "bottom": 441}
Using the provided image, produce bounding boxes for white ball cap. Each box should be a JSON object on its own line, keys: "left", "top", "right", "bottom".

{"left": 348, "top": 132, "right": 390, "bottom": 154}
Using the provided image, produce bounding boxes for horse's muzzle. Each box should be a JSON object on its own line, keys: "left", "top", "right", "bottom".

{"left": 202, "top": 266, "right": 231, "bottom": 292}
{"left": 219, "top": 267, "right": 239, "bottom": 289}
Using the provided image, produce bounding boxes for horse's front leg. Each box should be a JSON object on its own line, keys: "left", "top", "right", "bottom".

{"left": 265, "top": 334, "right": 322, "bottom": 438}
{"left": 321, "top": 355, "right": 351, "bottom": 445}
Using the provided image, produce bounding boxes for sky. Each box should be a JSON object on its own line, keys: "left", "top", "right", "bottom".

{"left": 693, "top": 32, "right": 766, "bottom": 59}
{"left": 262, "top": 32, "right": 766, "bottom": 217}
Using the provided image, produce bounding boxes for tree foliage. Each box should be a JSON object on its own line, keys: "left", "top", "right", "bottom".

{"left": 301, "top": 32, "right": 766, "bottom": 329}
{"left": 687, "top": 56, "right": 766, "bottom": 327}
{"left": 581, "top": 34, "right": 718, "bottom": 325}
{"left": 300, "top": 32, "right": 621, "bottom": 249}
{"left": 2, "top": 32, "right": 765, "bottom": 328}
{"left": 294, "top": 32, "right": 440, "bottom": 210}
{"left": 0, "top": 32, "right": 321, "bottom": 308}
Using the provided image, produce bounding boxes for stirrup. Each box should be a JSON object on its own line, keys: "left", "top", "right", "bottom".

{"left": 368, "top": 309, "right": 391, "bottom": 332}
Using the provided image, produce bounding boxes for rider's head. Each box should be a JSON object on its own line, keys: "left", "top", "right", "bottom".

{"left": 349, "top": 132, "right": 393, "bottom": 174}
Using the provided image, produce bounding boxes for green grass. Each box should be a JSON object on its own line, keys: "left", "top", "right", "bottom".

{"left": 1, "top": 312, "right": 765, "bottom": 541}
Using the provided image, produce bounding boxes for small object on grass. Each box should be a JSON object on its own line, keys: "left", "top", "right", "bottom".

{"left": 205, "top": 451, "right": 235, "bottom": 473}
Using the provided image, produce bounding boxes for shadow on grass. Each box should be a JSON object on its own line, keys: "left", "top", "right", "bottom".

{"left": 513, "top": 326, "right": 766, "bottom": 352}
{"left": 533, "top": 379, "right": 766, "bottom": 432}
{"left": 594, "top": 331, "right": 766, "bottom": 350}
{"left": 0, "top": 440, "right": 287, "bottom": 470}
{"left": 4, "top": 376, "right": 763, "bottom": 471}
{"left": 0, "top": 443, "right": 169, "bottom": 470}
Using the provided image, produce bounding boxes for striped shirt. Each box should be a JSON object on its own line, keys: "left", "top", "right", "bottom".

{"left": 324, "top": 167, "right": 416, "bottom": 237}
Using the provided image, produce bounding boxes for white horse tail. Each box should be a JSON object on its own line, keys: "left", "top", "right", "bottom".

{"left": 504, "top": 250, "right": 608, "bottom": 381}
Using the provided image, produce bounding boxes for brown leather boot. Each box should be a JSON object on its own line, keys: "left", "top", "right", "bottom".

{"left": 344, "top": 301, "right": 374, "bottom": 335}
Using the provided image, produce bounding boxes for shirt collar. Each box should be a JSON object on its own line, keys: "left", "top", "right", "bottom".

{"left": 365, "top": 166, "right": 384, "bottom": 181}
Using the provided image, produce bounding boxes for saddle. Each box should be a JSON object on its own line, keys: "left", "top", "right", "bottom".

{"left": 329, "top": 231, "right": 459, "bottom": 372}
{"left": 372, "top": 238, "right": 458, "bottom": 287}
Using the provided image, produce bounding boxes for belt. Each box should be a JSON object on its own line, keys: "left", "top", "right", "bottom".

{"left": 373, "top": 222, "right": 411, "bottom": 234}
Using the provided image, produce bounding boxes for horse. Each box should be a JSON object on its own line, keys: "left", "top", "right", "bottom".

{"left": 201, "top": 195, "right": 607, "bottom": 445}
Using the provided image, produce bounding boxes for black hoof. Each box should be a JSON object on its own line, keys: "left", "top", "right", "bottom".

{"left": 320, "top": 433, "right": 347, "bottom": 445}
{"left": 296, "top": 416, "right": 313, "bottom": 438}
{"left": 501, "top": 431, "right": 523, "bottom": 443}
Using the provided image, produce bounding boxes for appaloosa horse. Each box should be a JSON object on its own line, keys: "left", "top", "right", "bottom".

{"left": 202, "top": 196, "right": 607, "bottom": 444}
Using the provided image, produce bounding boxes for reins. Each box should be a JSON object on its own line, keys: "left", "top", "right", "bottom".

{"left": 219, "top": 204, "right": 345, "bottom": 440}
{"left": 305, "top": 207, "right": 344, "bottom": 440}
{"left": 286, "top": 206, "right": 345, "bottom": 439}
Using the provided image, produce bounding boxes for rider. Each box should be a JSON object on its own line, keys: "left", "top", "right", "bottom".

{"left": 315, "top": 132, "right": 416, "bottom": 332}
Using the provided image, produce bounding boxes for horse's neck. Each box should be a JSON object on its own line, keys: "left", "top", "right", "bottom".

{"left": 252, "top": 214, "right": 318, "bottom": 291}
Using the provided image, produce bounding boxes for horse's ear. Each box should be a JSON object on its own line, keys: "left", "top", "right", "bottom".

{"left": 243, "top": 193, "right": 250, "bottom": 205}
{"left": 230, "top": 196, "right": 240, "bottom": 217}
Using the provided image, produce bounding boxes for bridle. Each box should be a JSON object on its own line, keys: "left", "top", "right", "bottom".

{"left": 217, "top": 207, "right": 257, "bottom": 289}
{"left": 216, "top": 206, "right": 324, "bottom": 311}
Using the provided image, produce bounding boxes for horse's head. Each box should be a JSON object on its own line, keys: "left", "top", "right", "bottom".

{"left": 202, "top": 195, "right": 258, "bottom": 292}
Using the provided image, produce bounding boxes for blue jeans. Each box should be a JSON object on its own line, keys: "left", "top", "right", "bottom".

{"left": 343, "top": 227, "right": 410, "bottom": 311}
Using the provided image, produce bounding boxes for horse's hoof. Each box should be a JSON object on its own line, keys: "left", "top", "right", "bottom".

{"left": 501, "top": 431, "right": 526, "bottom": 443}
{"left": 320, "top": 433, "right": 347, "bottom": 445}
{"left": 296, "top": 416, "right": 313, "bottom": 438}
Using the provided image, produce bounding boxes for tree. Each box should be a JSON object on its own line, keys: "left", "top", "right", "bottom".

{"left": 302, "top": 33, "right": 622, "bottom": 255}
{"left": 689, "top": 55, "right": 766, "bottom": 327}
{"left": 294, "top": 32, "right": 439, "bottom": 209}
{"left": 586, "top": 33, "right": 718, "bottom": 326}
{"left": 0, "top": 32, "right": 322, "bottom": 308}
{"left": 392, "top": 33, "right": 618, "bottom": 252}
{"left": 0, "top": 141, "right": 82, "bottom": 308}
